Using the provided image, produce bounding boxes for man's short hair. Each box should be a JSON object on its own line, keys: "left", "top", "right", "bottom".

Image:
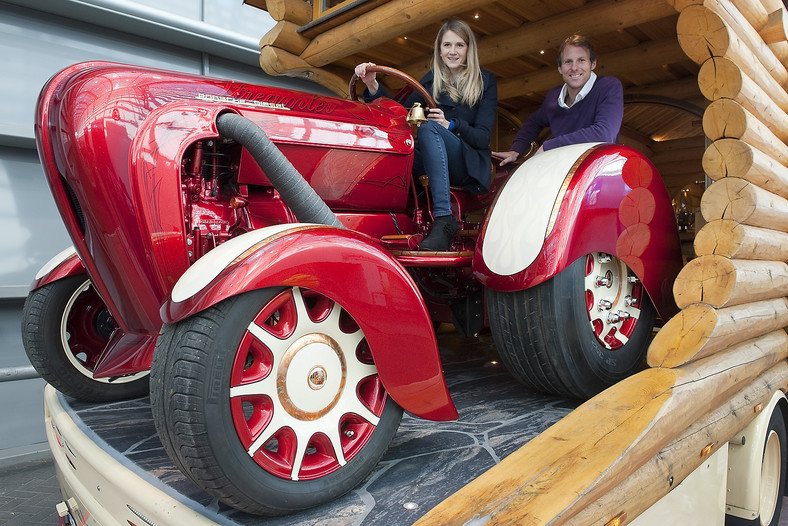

{"left": 557, "top": 34, "right": 596, "bottom": 65}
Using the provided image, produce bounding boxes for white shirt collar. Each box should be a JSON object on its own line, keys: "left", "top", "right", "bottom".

{"left": 558, "top": 72, "right": 597, "bottom": 109}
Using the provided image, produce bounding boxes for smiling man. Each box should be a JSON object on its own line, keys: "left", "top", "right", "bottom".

{"left": 494, "top": 35, "right": 623, "bottom": 164}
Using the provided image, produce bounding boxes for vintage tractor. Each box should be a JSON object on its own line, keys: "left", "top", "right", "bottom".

{"left": 22, "top": 62, "right": 682, "bottom": 514}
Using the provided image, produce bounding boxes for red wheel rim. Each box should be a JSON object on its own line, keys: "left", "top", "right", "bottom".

{"left": 61, "top": 280, "right": 143, "bottom": 384}
{"left": 229, "top": 288, "right": 387, "bottom": 481}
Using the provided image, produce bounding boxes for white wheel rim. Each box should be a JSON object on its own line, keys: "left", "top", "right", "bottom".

{"left": 583, "top": 252, "right": 643, "bottom": 350}
{"left": 230, "top": 287, "right": 383, "bottom": 481}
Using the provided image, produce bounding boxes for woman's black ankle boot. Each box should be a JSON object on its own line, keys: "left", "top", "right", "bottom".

{"left": 420, "top": 215, "right": 458, "bottom": 251}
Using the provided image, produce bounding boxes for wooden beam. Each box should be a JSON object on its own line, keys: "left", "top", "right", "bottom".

{"left": 698, "top": 56, "right": 788, "bottom": 116}
{"left": 650, "top": 138, "right": 705, "bottom": 165}
{"left": 647, "top": 298, "right": 788, "bottom": 368}
{"left": 701, "top": 177, "right": 788, "bottom": 229}
{"left": 259, "top": 20, "right": 311, "bottom": 55}
{"left": 413, "top": 330, "right": 788, "bottom": 525}
{"left": 497, "top": 38, "right": 687, "bottom": 101}
{"left": 729, "top": 0, "right": 770, "bottom": 30}
{"left": 569, "top": 360, "right": 788, "bottom": 525}
{"left": 259, "top": 46, "right": 348, "bottom": 96}
{"left": 665, "top": 0, "right": 701, "bottom": 11}
{"left": 702, "top": 99, "right": 788, "bottom": 164}
{"left": 299, "top": 0, "right": 498, "bottom": 67}
{"left": 703, "top": 139, "right": 788, "bottom": 199}
{"left": 694, "top": 219, "right": 788, "bottom": 260}
{"left": 763, "top": 9, "right": 788, "bottom": 63}
{"left": 247, "top": 0, "right": 312, "bottom": 24}
{"left": 625, "top": 77, "right": 702, "bottom": 100}
{"left": 673, "top": 255, "right": 788, "bottom": 308}
{"left": 761, "top": 8, "right": 788, "bottom": 42}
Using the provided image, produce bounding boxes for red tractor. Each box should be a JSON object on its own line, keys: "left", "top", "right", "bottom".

{"left": 22, "top": 62, "right": 682, "bottom": 514}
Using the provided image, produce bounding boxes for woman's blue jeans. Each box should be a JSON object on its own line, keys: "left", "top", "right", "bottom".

{"left": 412, "top": 120, "right": 471, "bottom": 217}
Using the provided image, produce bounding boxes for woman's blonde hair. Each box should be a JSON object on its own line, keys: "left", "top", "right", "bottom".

{"left": 431, "top": 19, "right": 484, "bottom": 106}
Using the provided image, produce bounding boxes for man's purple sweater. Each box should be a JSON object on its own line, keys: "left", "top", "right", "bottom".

{"left": 510, "top": 75, "right": 623, "bottom": 154}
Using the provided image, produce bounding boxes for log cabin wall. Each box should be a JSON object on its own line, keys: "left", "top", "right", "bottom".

{"left": 246, "top": 0, "right": 788, "bottom": 523}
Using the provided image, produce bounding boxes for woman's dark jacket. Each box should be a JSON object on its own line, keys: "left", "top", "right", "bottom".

{"left": 365, "top": 69, "right": 498, "bottom": 193}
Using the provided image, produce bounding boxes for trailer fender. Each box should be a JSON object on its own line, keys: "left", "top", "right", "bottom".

{"left": 30, "top": 247, "right": 86, "bottom": 291}
{"left": 474, "top": 142, "right": 682, "bottom": 320}
{"left": 726, "top": 390, "right": 788, "bottom": 522}
{"left": 161, "top": 224, "right": 458, "bottom": 421}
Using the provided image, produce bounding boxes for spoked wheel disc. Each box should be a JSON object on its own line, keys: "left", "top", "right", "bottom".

{"left": 151, "top": 286, "right": 403, "bottom": 515}
{"left": 230, "top": 287, "right": 387, "bottom": 481}
{"left": 583, "top": 252, "right": 646, "bottom": 350}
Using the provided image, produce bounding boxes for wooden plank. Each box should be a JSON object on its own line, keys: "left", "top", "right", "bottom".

{"left": 694, "top": 219, "right": 788, "bottom": 260}
{"left": 413, "top": 330, "right": 788, "bottom": 525}
{"left": 700, "top": 177, "right": 788, "bottom": 230}
{"left": 673, "top": 254, "right": 788, "bottom": 308}
{"left": 703, "top": 138, "right": 788, "bottom": 199}
{"left": 647, "top": 298, "right": 788, "bottom": 368}
{"left": 702, "top": 99, "right": 788, "bottom": 164}
{"left": 569, "top": 360, "right": 788, "bottom": 525}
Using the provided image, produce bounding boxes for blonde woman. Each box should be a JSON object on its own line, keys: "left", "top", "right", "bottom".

{"left": 355, "top": 19, "right": 497, "bottom": 251}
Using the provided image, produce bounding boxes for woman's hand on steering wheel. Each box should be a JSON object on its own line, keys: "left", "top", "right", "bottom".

{"left": 349, "top": 64, "right": 437, "bottom": 109}
{"left": 353, "top": 62, "right": 379, "bottom": 95}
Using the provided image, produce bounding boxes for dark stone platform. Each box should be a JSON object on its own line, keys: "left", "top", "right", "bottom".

{"left": 63, "top": 329, "right": 578, "bottom": 525}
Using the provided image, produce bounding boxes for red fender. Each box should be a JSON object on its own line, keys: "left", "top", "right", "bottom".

{"left": 161, "top": 224, "right": 458, "bottom": 421}
{"left": 29, "top": 247, "right": 85, "bottom": 291}
{"left": 473, "top": 143, "right": 682, "bottom": 320}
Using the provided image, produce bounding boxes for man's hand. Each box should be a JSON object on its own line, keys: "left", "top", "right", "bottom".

{"left": 492, "top": 150, "right": 519, "bottom": 166}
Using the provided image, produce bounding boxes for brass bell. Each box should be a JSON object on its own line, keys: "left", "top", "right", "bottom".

{"left": 407, "top": 102, "right": 428, "bottom": 127}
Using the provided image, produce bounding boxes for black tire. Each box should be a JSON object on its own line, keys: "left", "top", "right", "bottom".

{"left": 150, "top": 286, "right": 403, "bottom": 515}
{"left": 487, "top": 252, "right": 656, "bottom": 399}
{"left": 21, "top": 275, "right": 149, "bottom": 401}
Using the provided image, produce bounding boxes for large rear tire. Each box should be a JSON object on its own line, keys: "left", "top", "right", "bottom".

{"left": 150, "top": 286, "right": 403, "bottom": 515}
{"left": 21, "top": 276, "right": 149, "bottom": 401}
{"left": 487, "top": 252, "right": 656, "bottom": 398}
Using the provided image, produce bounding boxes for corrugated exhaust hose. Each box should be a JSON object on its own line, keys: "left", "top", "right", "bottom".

{"left": 215, "top": 112, "right": 343, "bottom": 228}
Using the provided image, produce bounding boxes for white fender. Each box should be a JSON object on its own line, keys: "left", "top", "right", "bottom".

{"left": 170, "top": 223, "right": 317, "bottom": 303}
{"left": 482, "top": 142, "right": 601, "bottom": 277}
{"left": 35, "top": 246, "right": 77, "bottom": 280}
